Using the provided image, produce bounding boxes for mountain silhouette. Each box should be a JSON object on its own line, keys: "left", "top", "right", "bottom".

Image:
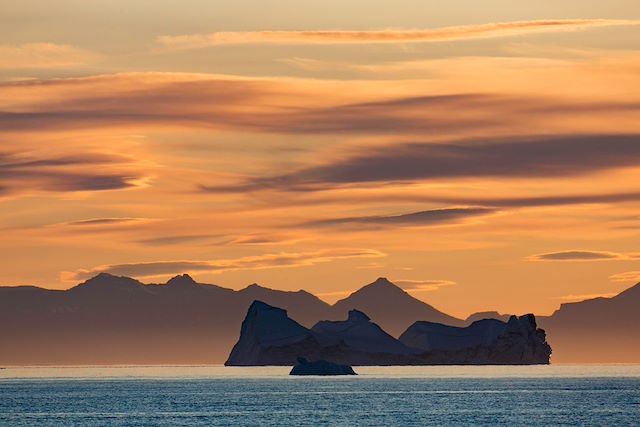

{"left": 465, "top": 311, "right": 512, "bottom": 324}
{"left": 76, "top": 272, "right": 145, "bottom": 288}
{"left": 0, "top": 274, "right": 638, "bottom": 364}
{"left": 164, "top": 273, "right": 203, "bottom": 289}
{"left": 539, "top": 282, "right": 640, "bottom": 363}
{"left": 331, "top": 277, "right": 464, "bottom": 335}
{"left": 0, "top": 273, "right": 332, "bottom": 365}
{"left": 236, "top": 283, "right": 331, "bottom": 326}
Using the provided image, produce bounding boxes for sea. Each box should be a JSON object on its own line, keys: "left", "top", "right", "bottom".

{"left": 1, "top": 365, "right": 639, "bottom": 426}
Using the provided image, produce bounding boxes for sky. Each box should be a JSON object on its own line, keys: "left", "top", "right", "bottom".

{"left": 1, "top": 1, "right": 640, "bottom": 318}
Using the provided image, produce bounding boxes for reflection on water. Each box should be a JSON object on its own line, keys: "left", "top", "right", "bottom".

{"left": 2, "top": 364, "right": 640, "bottom": 380}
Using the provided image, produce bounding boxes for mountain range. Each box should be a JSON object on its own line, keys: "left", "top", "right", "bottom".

{"left": 538, "top": 283, "right": 640, "bottom": 363}
{"left": 0, "top": 274, "right": 638, "bottom": 364}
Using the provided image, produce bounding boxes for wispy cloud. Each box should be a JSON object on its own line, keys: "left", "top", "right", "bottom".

{"left": 0, "top": 43, "right": 100, "bottom": 69}
{"left": 313, "top": 190, "right": 640, "bottom": 211}
{"left": 554, "top": 292, "right": 618, "bottom": 301}
{"left": 414, "top": 191, "right": 640, "bottom": 209}
{"left": 2, "top": 73, "right": 637, "bottom": 141}
{"left": 0, "top": 150, "right": 148, "bottom": 197}
{"left": 134, "top": 234, "right": 218, "bottom": 246}
{"left": 609, "top": 271, "right": 640, "bottom": 282}
{"left": 228, "top": 235, "right": 304, "bottom": 246}
{"left": 157, "top": 19, "right": 638, "bottom": 50}
{"left": 305, "top": 207, "right": 497, "bottom": 228}
{"left": 66, "top": 218, "right": 142, "bottom": 226}
{"left": 63, "top": 248, "right": 386, "bottom": 281}
{"left": 209, "top": 134, "right": 640, "bottom": 192}
{"left": 529, "top": 250, "right": 640, "bottom": 262}
{"left": 0, "top": 80, "right": 503, "bottom": 135}
{"left": 394, "top": 279, "right": 456, "bottom": 292}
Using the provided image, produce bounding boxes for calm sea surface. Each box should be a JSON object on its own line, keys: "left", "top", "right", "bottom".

{"left": 1, "top": 365, "right": 639, "bottom": 426}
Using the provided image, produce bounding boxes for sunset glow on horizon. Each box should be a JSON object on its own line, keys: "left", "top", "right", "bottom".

{"left": 2, "top": 1, "right": 640, "bottom": 319}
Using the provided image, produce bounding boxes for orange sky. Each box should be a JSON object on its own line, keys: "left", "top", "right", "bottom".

{"left": 1, "top": 1, "right": 640, "bottom": 318}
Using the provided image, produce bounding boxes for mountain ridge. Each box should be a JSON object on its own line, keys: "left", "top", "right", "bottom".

{"left": 1, "top": 274, "right": 638, "bottom": 364}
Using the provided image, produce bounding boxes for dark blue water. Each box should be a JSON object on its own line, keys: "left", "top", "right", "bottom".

{"left": 2, "top": 367, "right": 639, "bottom": 426}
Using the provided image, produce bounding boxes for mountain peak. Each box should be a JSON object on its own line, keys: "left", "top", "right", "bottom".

{"left": 73, "top": 272, "right": 144, "bottom": 292}
{"left": 243, "top": 283, "right": 267, "bottom": 292}
{"left": 347, "top": 309, "right": 370, "bottom": 322}
{"left": 94, "top": 272, "right": 117, "bottom": 280}
{"left": 372, "top": 277, "right": 394, "bottom": 286}
{"left": 357, "top": 277, "right": 405, "bottom": 295}
{"left": 335, "top": 277, "right": 414, "bottom": 303}
{"left": 83, "top": 272, "right": 122, "bottom": 284}
{"left": 333, "top": 276, "right": 464, "bottom": 335}
{"left": 166, "top": 274, "right": 198, "bottom": 287}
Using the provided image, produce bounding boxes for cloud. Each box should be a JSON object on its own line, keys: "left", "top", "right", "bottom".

{"left": 0, "top": 79, "right": 503, "bottom": 135}
{"left": 554, "top": 292, "right": 618, "bottom": 302}
{"left": 348, "top": 56, "right": 572, "bottom": 74}
{"left": 229, "top": 235, "right": 304, "bottom": 246}
{"left": 271, "top": 94, "right": 503, "bottom": 135}
{"left": 0, "top": 73, "right": 275, "bottom": 133}
{"left": 394, "top": 279, "right": 456, "bottom": 292}
{"left": 66, "top": 218, "right": 142, "bottom": 226}
{"left": 0, "top": 43, "right": 100, "bottom": 69}
{"left": 316, "top": 190, "right": 640, "bottom": 211}
{"left": 63, "top": 248, "right": 386, "bottom": 281}
{"left": 355, "top": 262, "right": 387, "bottom": 270}
{"left": 2, "top": 73, "right": 637, "bottom": 139}
{"left": 157, "top": 19, "right": 637, "bottom": 50}
{"left": 211, "top": 134, "right": 640, "bottom": 192}
{"left": 0, "top": 151, "right": 147, "bottom": 197}
{"left": 134, "top": 234, "right": 218, "bottom": 246}
{"left": 305, "top": 207, "right": 497, "bottom": 228}
{"left": 417, "top": 191, "right": 640, "bottom": 209}
{"left": 609, "top": 271, "right": 640, "bottom": 283}
{"left": 529, "top": 250, "right": 637, "bottom": 261}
